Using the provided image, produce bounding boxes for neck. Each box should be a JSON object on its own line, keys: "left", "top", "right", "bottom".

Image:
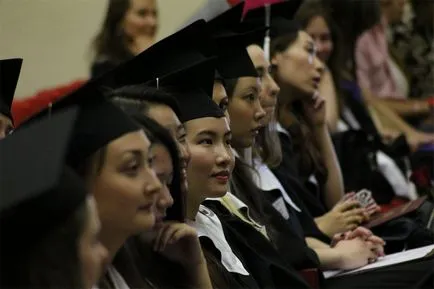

{"left": 186, "top": 192, "right": 205, "bottom": 221}
{"left": 100, "top": 228, "right": 129, "bottom": 264}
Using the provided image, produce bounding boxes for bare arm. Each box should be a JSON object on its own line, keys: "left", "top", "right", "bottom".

{"left": 184, "top": 255, "right": 213, "bottom": 289}
{"left": 312, "top": 125, "right": 344, "bottom": 209}
{"left": 320, "top": 69, "right": 340, "bottom": 132}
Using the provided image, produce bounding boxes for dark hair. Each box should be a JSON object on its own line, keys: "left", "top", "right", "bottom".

{"left": 132, "top": 113, "right": 185, "bottom": 221}
{"left": 0, "top": 170, "right": 88, "bottom": 288}
{"left": 269, "top": 22, "right": 327, "bottom": 183}
{"left": 92, "top": 0, "right": 134, "bottom": 64}
{"left": 109, "top": 85, "right": 182, "bottom": 119}
{"left": 111, "top": 114, "right": 186, "bottom": 289}
{"left": 254, "top": 121, "right": 282, "bottom": 168}
{"left": 322, "top": 0, "right": 382, "bottom": 77}
{"left": 295, "top": 1, "right": 344, "bottom": 90}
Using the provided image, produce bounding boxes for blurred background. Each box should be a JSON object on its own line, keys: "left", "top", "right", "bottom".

{"left": 0, "top": 0, "right": 206, "bottom": 98}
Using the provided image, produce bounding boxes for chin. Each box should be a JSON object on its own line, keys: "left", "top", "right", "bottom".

{"left": 134, "top": 213, "right": 156, "bottom": 232}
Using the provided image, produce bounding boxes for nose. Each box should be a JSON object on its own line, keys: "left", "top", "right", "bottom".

{"left": 254, "top": 99, "right": 266, "bottom": 123}
{"left": 157, "top": 186, "right": 174, "bottom": 212}
{"left": 313, "top": 56, "right": 325, "bottom": 76}
{"left": 266, "top": 73, "right": 280, "bottom": 99}
{"left": 178, "top": 142, "right": 191, "bottom": 166}
{"left": 144, "top": 168, "right": 162, "bottom": 197}
{"left": 216, "top": 145, "right": 233, "bottom": 168}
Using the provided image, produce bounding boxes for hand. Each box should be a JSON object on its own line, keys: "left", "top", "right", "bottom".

{"left": 332, "top": 227, "right": 385, "bottom": 257}
{"left": 150, "top": 222, "right": 205, "bottom": 267}
{"left": 302, "top": 91, "right": 326, "bottom": 127}
{"left": 334, "top": 238, "right": 379, "bottom": 270}
{"left": 345, "top": 191, "right": 380, "bottom": 219}
{"left": 318, "top": 199, "right": 366, "bottom": 236}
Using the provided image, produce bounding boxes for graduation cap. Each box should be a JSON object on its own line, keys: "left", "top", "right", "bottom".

{"left": 145, "top": 58, "right": 224, "bottom": 123}
{"left": 242, "top": 0, "right": 302, "bottom": 57}
{"left": 95, "top": 20, "right": 212, "bottom": 89}
{"left": 0, "top": 58, "right": 23, "bottom": 121}
{"left": 205, "top": 4, "right": 260, "bottom": 79}
{"left": 0, "top": 107, "right": 87, "bottom": 244}
{"left": 18, "top": 81, "right": 139, "bottom": 168}
{"left": 243, "top": 0, "right": 303, "bottom": 22}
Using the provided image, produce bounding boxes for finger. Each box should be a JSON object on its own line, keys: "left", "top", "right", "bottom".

{"left": 343, "top": 192, "right": 356, "bottom": 201}
{"left": 337, "top": 200, "right": 361, "bottom": 212}
{"left": 367, "top": 235, "right": 386, "bottom": 246}
{"left": 351, "top": 227, "right": 373, "bottom": 239}
{"left": 343, "top": 208, "right": 366, "bottom": 218}
{"left": 153, "top": 223, "right": 172, "bottom": 251}
{"left": 345, "top": 215, "right": 364, "bottom": 226}
{"left": 159, "top": 225, "right": 181, "bottom": 252}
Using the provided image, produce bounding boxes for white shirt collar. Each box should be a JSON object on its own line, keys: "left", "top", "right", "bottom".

{"left": 188, "top": 205, "right": 250, "bottom": 276}
{"left": 275, "top": 122, "right": 290, "bottom": 136}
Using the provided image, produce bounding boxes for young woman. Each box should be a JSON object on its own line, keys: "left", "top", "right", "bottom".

{"left": 1, "top": 110, "right": 108, "bottom": 289}
{"left": 91, "top": 0, "right": 159, "bottom": 77}
{"left": 106, "top": 113, "right": 212, "bottom": 289}
{"left": 21, "top": 85, "right": 164, "bottom": 289}
{"left": 0, "top": 58, "right": 22, "bottom": 140}
{"left": 238, "top": 14, "right": 433, "bottom": 289}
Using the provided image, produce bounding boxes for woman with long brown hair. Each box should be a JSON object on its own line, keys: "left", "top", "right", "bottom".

{"left": 91, "top": 0, "right": 158, "bottom": 77}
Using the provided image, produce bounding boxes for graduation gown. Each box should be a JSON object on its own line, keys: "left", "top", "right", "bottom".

{"left": 203, "top": 199, "right": 317, "bottom": 289}
{"left": 189, "top": 205, "right": 262, "bottom": 289}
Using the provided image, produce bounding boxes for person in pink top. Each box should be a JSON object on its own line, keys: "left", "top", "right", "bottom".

{"left": 325, "top": 0, "right": 432, "bottom": 123}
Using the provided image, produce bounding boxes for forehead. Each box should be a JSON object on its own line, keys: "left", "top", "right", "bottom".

{"left": 247, "top": 45, "right": 268, "bottom": 67}
{"left": 107, "top": 130, "right": 150, "bottom": 155}
{"left": 147, "top": 104, "right": 181, "bottom": 128}
{"left": 185, "top": 117, "right": 230, "bottom": 134}
{"left": 306, "top": 15, "right": 330, "bottom": 33}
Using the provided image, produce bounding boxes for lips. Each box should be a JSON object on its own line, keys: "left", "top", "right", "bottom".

{"left": 138, "top": 202, "right": 154, "bottom": 211}
{"left": 211, "top": 170, "right": 230, "bottom": 183}
{"left": 313, "top": 77, "right": 321, "bottom": 89}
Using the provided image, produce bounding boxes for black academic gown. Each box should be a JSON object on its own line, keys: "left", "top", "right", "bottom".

{"left": 199, "top": 237, "right": 262, "bottom": 289}
{"left": 203, "top": 200, "right": 316, "bottom": 289}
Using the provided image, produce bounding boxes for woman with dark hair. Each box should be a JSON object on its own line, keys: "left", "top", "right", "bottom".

{"left": 104, "top": 112, "right": 213, "bottom": 289}
{"left": 1, "top": 110, "right": 108, "bottom": 289}
{"left": 91, "top": 0, "right": 158, "bottom": 77}
{"left": 20, "top": 83, "right": 164, "bottom": 289}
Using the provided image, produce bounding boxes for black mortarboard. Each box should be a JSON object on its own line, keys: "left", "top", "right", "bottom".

{"left": 95, "top": 20, "right": 212, "bottom": 89}
{"left": 243, "top": 0, "right": 303, "bottom": 22}
{"left": 205, "top": 3, "right": 259, "bottom": 79}
{"left": 0, "top": 107, "right": 90, "bottom": 285}
{"left": 18, "top": 81, "right": 139, "bottom": 167}
{"left": 145, "top": 58, "right": 224, "bottom": 123}
{"left": 0, "top": 107, "right": 86, "bottom": 240}
{"left": 0, "top": 58, "right": 23, "bottom": 121}
{"left": 242, "top": 0, "right": 302, "bottom": 39}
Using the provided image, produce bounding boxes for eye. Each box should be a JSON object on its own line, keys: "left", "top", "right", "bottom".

{"left": 219, "top": 99, "right": 229, "bottom": 111}
{"left": 178, "top": 133, "right": 187, "bottom": 144}
{"left": 245, "top": 93, "right": 257, "bottom": 102}
{"left": 123, "top": 159, "right": 142, "bottom": 177}
{"left": 198, "top": 138, "right": 213, "bottom": 145}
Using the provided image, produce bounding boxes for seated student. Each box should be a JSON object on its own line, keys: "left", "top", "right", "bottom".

{"left": 108, "top": 96, "right": 213, "bottom": 289}
{"left": 0, "top": 108, "right": 107, "bottom": 289}
{"left": 19, "top": 83, "right": 163, "bottom": 289}
{"left": 0, "top": 58, "right": 22, "bottom": 139}
{"left": 233, "top": 2, "right": 434, "bottom": 288}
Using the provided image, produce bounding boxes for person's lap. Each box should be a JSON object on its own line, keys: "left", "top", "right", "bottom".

{"left": 324, "top": 257, "right": 433, "bottom": 289}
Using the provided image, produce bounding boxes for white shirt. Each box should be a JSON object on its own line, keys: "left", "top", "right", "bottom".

{"left": 188, "top": 205, "right": 250, "bottom": 276}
